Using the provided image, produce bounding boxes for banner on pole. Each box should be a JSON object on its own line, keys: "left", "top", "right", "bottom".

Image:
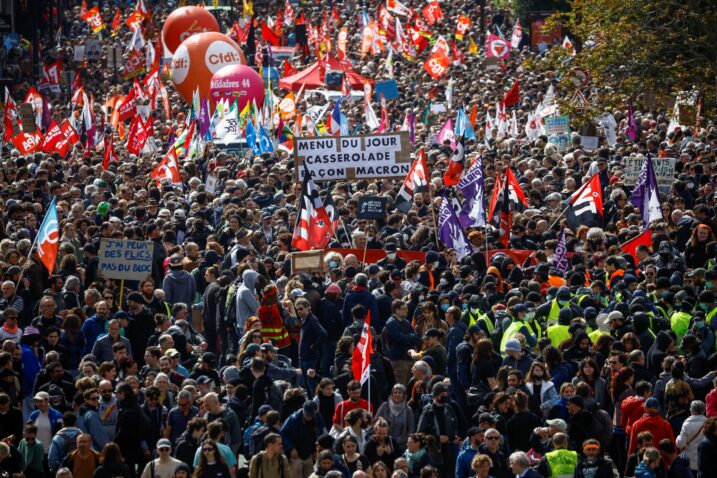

{"left": 98, "top": 239, "right": 154, "bottom": 281}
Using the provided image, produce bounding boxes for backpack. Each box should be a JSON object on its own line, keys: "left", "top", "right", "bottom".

{"left": 56, "top": 428, "right": 78, "bottom": 456}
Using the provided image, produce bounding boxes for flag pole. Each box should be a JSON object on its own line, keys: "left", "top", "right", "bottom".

{"left": 547, "top": 173, "right": 598, "bottom": 230}
{"left": 429, "top": 184, "right": 441, "bottom": 251}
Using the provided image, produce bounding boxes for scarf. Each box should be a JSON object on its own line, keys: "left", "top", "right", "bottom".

{"left": 2, "top": 322, "right": 18, "bottom": 335}
{"left": 388, "top": 398, "right": 405, "bottom": 416}
{"left": 404, "top": 448, "right": 426, "bottom": 470}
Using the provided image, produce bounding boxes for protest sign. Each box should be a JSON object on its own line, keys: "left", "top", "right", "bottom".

{"left": 98, "top": 239, "right": 154, "bottom": 281}
{"left": 295, "top": 132, "right": 411, "bottom": 182}
{"left": 374, "top": 80, "right": 399, "bottom": 101}
{"left": 85, "top": 39, "right": 102, "bottom": 60}
{"left": 580, "top": 136, "right": 600, "bottom": 151}
{"left": 357, "top": 196, "right": 387, "bottom": 219}
{"left": 544, "top": 115, "right": 570, "bottom": 135}
{"left": 291, "top": 250, "right": 324, "bottom": 274}
{"left": 548, "top": 134, "right": 570, "bottom": 152}
{"left": 623, "top": 157, "right": 676, "bottom": 190}
{"left": 73, "top": 45, "right": 85, "bottom": 62}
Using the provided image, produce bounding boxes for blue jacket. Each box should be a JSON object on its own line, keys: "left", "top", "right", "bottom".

{"left": 48, "top": 426, "right": 82, "bottom": 471}
{"left": 635, "top": 462, "right": 657, "bottom": 478}
{"left": 81, "top": 315, "right": 107, "bottom": 355}
{"left": 455, "top": 442, "right": 479, "bottom": 478}
{"left": 77, "top": 406, "right": 110, "bottom": 450}
{"left": 20, "top": 345, "right": 41, "bottom": 396}
{"left": 384, "top": 316, "right": 420, "bottom": 361}
{"left": 91, "top": 335, "right": 132, "bottom": 363}
{"left": 298, "top": 313, "right": 327, "bottom": 361}
{"left": 29, "top": 407, "right": 64, "bottom": 435}
{"left": 446, "top": 322, "right": 467, "bottom": 374}
{"left": 280, "top": 410, "right": 326, "bottom": 459}
{"left": 341, "top": 287, "right": 379, "bottom": 327}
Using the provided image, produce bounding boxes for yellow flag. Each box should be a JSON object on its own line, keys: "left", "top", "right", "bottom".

{"left": 243, "top": 0, "right": 254, "bottom": 17}
{"left": 468, "top": 35, "right": 478, "bottom": 55}
{"left": 212, "top": 0, "right": 219, "bottom": 6}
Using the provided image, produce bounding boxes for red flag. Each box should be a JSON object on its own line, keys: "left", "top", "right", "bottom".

{"left": 125, "top": 9, "right": 145, "bottom": 31}
{"left": 566, "top": 173, "right": 604, "bottom": 230}
{"left": 102, "top": 135, "right": 118, "bottom": 170}
{"left": 151, "top": 149, "right": 182, "bottom": 186}
{"left": 126, "top": 116, "right": 148, "bottom": 154}
{"left": 114, "top": 89, "right": 137, "bottom": 124}
{"left": 443, "top": 139, "right": 465, "bottom": 187}
{"left": 423, "top": 49, "right": 451, "bottom": 80}
{"left": 486, "top": 34, "right": 510, "bottom": 59}
{"left": 261, "top": 21, "right": 281, "bottom": 46}
{"left": 3, "top": 88, "right": 19, "bottom": 142}
{"left": 111, "top": 8, "right": 122, "bottom": 35}
{"left": 41, "top": 121, "right": 63, "bottom": 152}
{"left": 283, "top": 59, "right": 297, "bottom": 77}
{"left": 60, "top": 120, "right": 79, "bottom": 145}
{"left": 11, "top": 131, "right": 44, "bottom": 155}
{"left": 498, "top": 175, "right": 512, "bottom": 248}
{"left": 454, "top": 15, "right": 472, "bottom": 41}
{"left": 81, "top": 7, "right": 106, "bottom": 33}
{"left": 421, "top": 2, "right": 443, "bottom": 25}
{"left": 621, "top": 230, "right": 652, "bottom": 263}
{"left": 500, "top": 80, "right": 520, "bottom": 108}
{"left": 40, "top": 61, "right": 63, "bottom": 93}
{"left": 469, "top": 105, "right": 477, "bottom": 128}
{"left": 351, "top": 310, "right": 373, "bottom": 385}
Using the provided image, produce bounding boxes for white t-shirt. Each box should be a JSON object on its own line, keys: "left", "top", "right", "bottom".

{"left": 35, "top": 411, "right": 52, "bottom": 453}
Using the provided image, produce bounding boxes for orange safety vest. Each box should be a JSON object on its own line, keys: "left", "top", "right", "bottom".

{"left": 418, "top": 265, "right": 435, "bottom": 289}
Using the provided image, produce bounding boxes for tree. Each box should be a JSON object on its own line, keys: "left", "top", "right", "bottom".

{"left": 536, "top": 0, "right": 717, "bottom": 119}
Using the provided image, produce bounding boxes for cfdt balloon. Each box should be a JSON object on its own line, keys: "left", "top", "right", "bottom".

{"left": 162, "top": 6, "right": 220, "bottom": 55}
{"left": 209, "top": 64, "right": 265, "bottom": 111}
{"left": 171, "top": 32, "right": 247, "bottom": 104}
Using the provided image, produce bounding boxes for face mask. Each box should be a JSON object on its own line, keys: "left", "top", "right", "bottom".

{"left": 661, "top": 290, "right": 670, "bottom": 297}
{"left": 462, "top": 304, "right": 468, "bottom": 311}
{"left": 526, "top": 311, "right": 535, "bottom": 321}
{"left": 436, "top": 395, "right": 448, "bottom": 404}
{"left": 328, "top": 261, "right": 338, "bottom": 269}
{"left": 700, "top": 303, "right": 709, "bottom": 311}
{"left": 546, "top": 295, "right": 553, "bottom": 302}
{"left": 707, "top": 282, "right": 714, "bottom": 289}
{"left": 387, "top": 253, "right": 396, "bottom": 260}
{"left": 470, "top": 307, "right": 480, "bottom": 315}
{"left": 440, "top": 303, "right": 450, "bottom": 312}
{"left": 418, "top": 295, "right": 425, "bottom": 302}
{"left": 695, "top": 320, "right": 706, "bottom": 329}
{"left": 558, "top": 299, "right": 568, "bottom": 306}
{"left": 433, "top": 261, "right": 440, "bottom": 269}
{"left": 439, "top": 279, "right": 448, "bottom": 286}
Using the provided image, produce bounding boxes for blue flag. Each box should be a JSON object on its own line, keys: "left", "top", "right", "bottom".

{"left": 554, "top": 227, "right": 569, "bottom": 274}
{"left": 454, "top": 107, "right": 476, "bottom": 140}
{"left": 245, "top": 121, "right": 260, "bottom": 154}
{"left": 438, "top": 194, "right": 472, "bottom": 261}
{"left": 259, "top": 125, "right": 274, "bottom": 153}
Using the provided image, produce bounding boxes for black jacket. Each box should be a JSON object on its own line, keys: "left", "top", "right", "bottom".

{"left": 575, "top": 456, "right": 614, "bottom": 478}
{"left": 175, "top": 429, "right": 200, "bottom": 470}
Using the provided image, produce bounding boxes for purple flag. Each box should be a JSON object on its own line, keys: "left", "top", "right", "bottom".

{"left": 457, "top": 156, "right": 485, "bottom": 228}
{"left": 438, "top": 194, "right": 472, "bottom": 260}
{"left": 630, "top": 154, "right": 661, "bottom": 226}
{"left": 199, "top": 97, "right": 211, "bottom": 139}
{"left": 554, "top": 227, "right": 569, "bottom": 274}
{"left": 626, "top": 103, "right": 637, "bottom": 141}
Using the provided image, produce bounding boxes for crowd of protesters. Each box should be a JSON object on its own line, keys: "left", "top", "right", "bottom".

{"left": 0, "top": 0, "right": 717, "bottom": 478}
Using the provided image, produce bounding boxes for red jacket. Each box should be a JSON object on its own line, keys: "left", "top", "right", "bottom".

{"left": 621, "top": 395, "right": 647, "bottom": 434}
{"left": 628, "top": 411, "right": 675, "bottom": 455}
{"left": 707, "top": 388, "right": 717, "bottom": 418}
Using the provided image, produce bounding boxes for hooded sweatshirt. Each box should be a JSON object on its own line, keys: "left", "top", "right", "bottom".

{"left": 162, "top": 268, "right": 196, "bottom": 306}
{"left": 647, "top": 331, "right": 673, "bottom": 374}
{"left": 237, "top": 269, "right": 260, "bottom": 330}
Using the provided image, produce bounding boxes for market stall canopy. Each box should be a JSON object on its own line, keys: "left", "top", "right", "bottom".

{"left": 278, "top": 55, "right": 374, "bottom": 92}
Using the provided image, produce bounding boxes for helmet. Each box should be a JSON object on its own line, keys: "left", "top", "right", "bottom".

{"left": 97, "top": 201, "right": 110, "bottom": 216}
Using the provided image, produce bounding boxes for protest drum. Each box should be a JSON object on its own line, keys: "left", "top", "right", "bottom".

{"left": 171, "top": 32, "right": 246, "bottom": 104}
{"left": 162, "top": 6, "right": 220, "bottom": 54}
{"left": 209, "top": 64, "right": 265, "bottom": 111}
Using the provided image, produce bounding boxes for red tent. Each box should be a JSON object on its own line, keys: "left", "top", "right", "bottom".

{"left": 278, "top": 55, "right": 374, "bottom": 91}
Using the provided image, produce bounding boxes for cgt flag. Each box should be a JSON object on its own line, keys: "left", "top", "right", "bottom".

{"left": 394, "top": 149, "right": 429, "bottom": 213}
{"left": 37, "top": 197, "right": 60, "bottom": 273}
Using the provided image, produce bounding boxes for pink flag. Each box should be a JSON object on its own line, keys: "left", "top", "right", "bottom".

{"left": 436, "top": 118, "right": 456, "bottom": 149}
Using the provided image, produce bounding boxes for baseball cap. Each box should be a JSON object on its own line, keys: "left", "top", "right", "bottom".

{"left": 546, "top": 418, "right": 568, "bottom": 432}
{"left": 156, "top": 438, "right": 172, "bottom": 449}
{"left": 477, "top": 413, "right": 495, "bottom": 424}
{"left": 196, "top": 376, "right": 213, "bottom": 385}
{"left": 257, "top": 405, "right": 273, "bottom": 416}
{"left": 645, "top": 397, "right": 660, "bottom": 409}
{"left": 33, "top": 391, "right": 50, "bottom": 401}
{"left": 504, "top": 339, "right": 521, "bottom": 353}
{"left": 260, "top": 342, "right": 278, "bottom": 353}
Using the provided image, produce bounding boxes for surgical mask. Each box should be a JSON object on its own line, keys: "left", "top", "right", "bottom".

{"left": 546, "top": 295, "right": 553, "bottom": 302}
{"left": 700, "top": 303, "right": 709, "bottom": 312}
{"left": 695, "top": 320, "right": 706, "bottom": 329}
{"left": 328, "top": 261, "right": 338, "bottom": 269}
{"left": 558, "top": 299, "right": 568, "bottom": 306}
{"left": 439, "top": 278, "right": 448, "bottom": 286}
{"left": 526, "top": 311, "right": 536, "bottom": 321}
{"left": 462, "top": 304, "right": 468, "bottom": 311}
{"left": 470, "top": 307, "right": 480, "bottom": 315}
{"left": 661, "top": 290, "right": 670, "bottom": 297}
{"left": 440, "top": 303, "right": 450, "bottom": 312}
{"left": 387, "top": 253, "right": 396, "bottom": 260}
{"left": 433, "top": 261, "right": 439, "bottom": 268}
{"left": 707, "top": 281, "right": 714, "bottom": 289}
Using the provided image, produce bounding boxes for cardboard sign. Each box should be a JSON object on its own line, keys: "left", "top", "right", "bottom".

{"left": 205, "top": 175, "right": 218, "bottom": 194}
{"left": 18, "top": 103, "right": 36, "bottom": 133}
{"left": 73, "top": 45, "right": 85, "bottom": 62}
{"left": 85, "top": 40, "right": 102, "bottom": 60}
{"left": 544, "top": 115, "right": 570, "bottom": 135}
{"left": 357, "top": 196, "right": 387, "bottom": 220}
{"left": 547, "top": 134, "right": 570, "bottom": 152}
{"left": 623, "top": 157, "right": 676, "bottom": 189}
{"left": 290, "top": 250, "right": 325, "bottom": 274}
{"left": 98, "top": 239, "right": 154, "bottom": 281}
{"left": 374, "top": 80, "right": 399, "bottom": 101}
{"left": 580, "top": 136, "right": 600, "bottom": 151}
{"left": 295, "top": 132, "right": 411, "bottom": 182}
{"left": 107, "top": 46, "right": 123, "bottom": 68}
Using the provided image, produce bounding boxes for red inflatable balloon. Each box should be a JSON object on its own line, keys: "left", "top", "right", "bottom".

{"left": 171, "top": 32, "right": 247, "bottom": 104}
{"left": 162, "top": 6, "right": 220, "bottom": 55}
{"left": 209, "top": 65, "right": 265, "bottom": 111}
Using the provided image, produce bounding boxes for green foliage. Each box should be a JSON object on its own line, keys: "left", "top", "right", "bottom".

{"left": 537, "top": 0, "right": 717, "bottom": 120}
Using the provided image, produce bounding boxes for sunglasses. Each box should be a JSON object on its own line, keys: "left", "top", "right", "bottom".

{"left": 202, "top": 447, "right": 214, "bottom": 452}
{"left": 88, "top": 396, "right": 99, "bottom": 401}
{"left": 486, "top": 436, "right": 500, "bottom": 441}
{"left": 159, "top": 447, "right": 171, "bottom": 452}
